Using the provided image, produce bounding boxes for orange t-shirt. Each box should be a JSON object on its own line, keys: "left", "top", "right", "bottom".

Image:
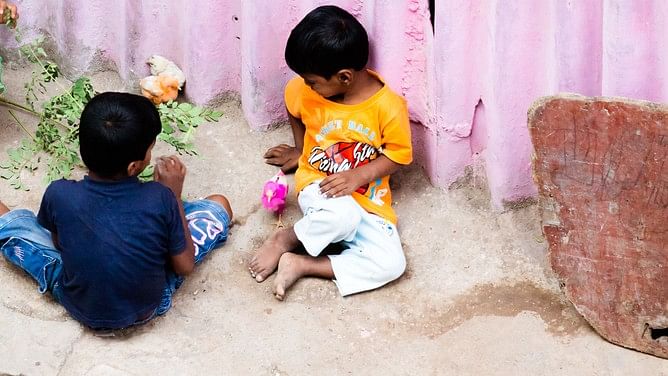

{"left": 285, "top": 71, "right": 413, "bottom": 224}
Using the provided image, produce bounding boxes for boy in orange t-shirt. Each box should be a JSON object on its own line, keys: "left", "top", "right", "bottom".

{"left": 250, "top": 5, "right": 412, "bottom": 300}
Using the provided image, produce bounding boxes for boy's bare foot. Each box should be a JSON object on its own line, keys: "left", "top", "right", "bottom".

{"left": 272, "top": 253, "right": 334, "bottom": 301}
{"left": 249, "top": 228, "right": 298, "bottom": 282}
{"left": 273, "top": 252, "right": 306, "bottom": 301}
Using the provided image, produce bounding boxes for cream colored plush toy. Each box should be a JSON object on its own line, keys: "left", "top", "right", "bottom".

{"left": 139, "top": 55, "right": 186, "bottom": 104}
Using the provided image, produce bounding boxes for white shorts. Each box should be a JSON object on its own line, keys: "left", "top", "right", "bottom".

{"left": 293, "top": 183, "right": 406, "bottom": 296}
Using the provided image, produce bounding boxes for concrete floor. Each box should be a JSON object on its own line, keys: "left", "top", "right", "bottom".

{"left": 0, "top": 70, "right": 666, "bottom": 375}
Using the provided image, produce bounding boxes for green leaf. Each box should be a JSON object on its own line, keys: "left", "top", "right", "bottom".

{"left": 188, "top": 107, "right": 203, "bottom": 116}
{"left": 177, "top": 102, "right": 192, "bottom": 111}
{"left": 162, "top": 122, "right": 175, "bottom": 134}
{"left": 205, "top": 110, "right": 223, "bottom": 121}
{"left": 138, "top": 164, "right": 155, "bottom": 182}
{"left": 7, "top": 149, "right": 20, "bottom": 160}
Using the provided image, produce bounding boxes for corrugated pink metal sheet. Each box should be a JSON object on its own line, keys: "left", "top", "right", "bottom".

{"left": 2, "top": 0, "right": 666, "bottom": 207}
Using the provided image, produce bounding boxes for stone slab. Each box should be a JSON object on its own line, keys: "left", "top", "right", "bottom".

{"left": 529, "top": 95, "right": 668, "bottom": 358}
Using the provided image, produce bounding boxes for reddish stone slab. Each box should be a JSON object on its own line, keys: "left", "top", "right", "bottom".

{"left": 529, "top": 95, "right": 668, "bottom": 358}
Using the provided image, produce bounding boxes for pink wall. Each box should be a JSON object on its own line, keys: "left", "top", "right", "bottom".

{"left": 2, "top": 0, "right": 666, "bottom": 208}
{"left": 0, "top": 0, "right": 242, "bottom": 102}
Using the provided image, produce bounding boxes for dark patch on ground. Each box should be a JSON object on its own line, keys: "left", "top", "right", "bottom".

{"left": 232, "top": 202, "right": 263, "bottom": 226}
{"left": 391, "top": 282, "right": 588, "bottom": 339}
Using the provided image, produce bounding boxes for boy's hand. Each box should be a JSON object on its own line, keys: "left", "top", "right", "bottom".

{"left": 264, "top": 144, "right": 300, "bottom": 173}
{"left": 154, "top": 156, "right": 186, "bottom": 198}
{"left": 0, "top": 1, "right": 18, "bottom": 28}
{"left": 319, "top": 155, "right": 401, "bottom": 198}
{"left": 319, "top": 170, "right": 365, "bottom": 198}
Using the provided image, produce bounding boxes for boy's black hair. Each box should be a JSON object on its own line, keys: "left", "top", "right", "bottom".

{"left": 285, "top": 5, "right": 369, "bottom": 78}
{"left": 79, "top": 92, "right": 161, "bottom": 178}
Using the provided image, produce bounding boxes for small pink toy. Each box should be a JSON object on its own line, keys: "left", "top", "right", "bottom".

{"left": 261, "top": 170, "right": 288, "bottom": 227}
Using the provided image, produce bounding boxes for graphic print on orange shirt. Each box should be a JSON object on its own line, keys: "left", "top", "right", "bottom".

{"left": 307, "top": 142, "right": 378, "bottom": 194}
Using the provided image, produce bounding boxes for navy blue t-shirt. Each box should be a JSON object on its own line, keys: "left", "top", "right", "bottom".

{"left": 37, "top": 176, "right": 186, "bottom": 329}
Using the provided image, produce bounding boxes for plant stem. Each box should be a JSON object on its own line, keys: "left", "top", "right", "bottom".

{"left": 7, "top": 109, "right": 35, "bottom": 141}
{"left": 0, "top": 96, "right": 40, "bottom": 116}
{"left": 0, "top": 96, "right": 74, "bottom": 132}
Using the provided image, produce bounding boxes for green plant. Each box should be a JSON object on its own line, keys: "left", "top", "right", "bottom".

{"left": 2, "top": 7, "right": 16, "bottom": 29}
{"left": 157, "top": 101, "right": 223, "bottom": 155}
{"left": 0, "top": 32, "right": 222, "bottom": 190}
{"left": 0, "top": 77, "right": 92, "bottom": 189}
{"left": 18, "top": 35, "right": 61, "bottom": 110}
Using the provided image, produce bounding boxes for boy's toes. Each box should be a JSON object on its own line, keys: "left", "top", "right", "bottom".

{"left": 255, "top": 272, "right": 266, "bottom": 283}
{"left": 274, "top": 286, "right": 285, "bottom": 301}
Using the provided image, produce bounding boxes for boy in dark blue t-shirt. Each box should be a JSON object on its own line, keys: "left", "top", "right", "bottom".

{"left": 0, "top": 92, "right": 233, "bottom": 330}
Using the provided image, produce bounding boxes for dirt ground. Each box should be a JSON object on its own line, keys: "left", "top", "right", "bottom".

{"left": 0, "top": 69, "right": 666, "bottom": 375}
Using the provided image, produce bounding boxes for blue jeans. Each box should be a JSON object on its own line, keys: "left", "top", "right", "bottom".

{"left": 0, "top": 199, "right": 230, "bottom": 326}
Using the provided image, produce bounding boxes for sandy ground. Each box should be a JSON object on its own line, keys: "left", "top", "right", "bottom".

{"left": 0, "top": 68, "right": 666, "bottom": 376}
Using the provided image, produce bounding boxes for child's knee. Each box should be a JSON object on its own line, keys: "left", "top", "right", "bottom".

{"left": 306, "top": 198, "right": 361, "bottom": 233}
{"left": 205, "top": 194, "right": 233, "bottom": 220}
{"left": 329, "top": 198, "right": 361, "bottom": 224}
{"left": 376, "top": 250, "right": 406, "bottom": 284}
{"left": 385, "top": 253, "right": 406, "bottom": 282}
{"left": 327, "top": 205, "right": 362, "bottom": 235}
{"left": 339, "top": 206, "right": 362, "bottom": 228}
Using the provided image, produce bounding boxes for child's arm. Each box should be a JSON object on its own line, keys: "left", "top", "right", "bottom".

{"left": 154, "top": 156, "right": 196, "bottom": 276}
{"left": 36, "top": 184, "right": 62, "bottom": 250}
{"left": 319, "top": 154, "right": 400, "bottom": 198}
{"left": 263, "top": 110, "right": 305, "bottom": 173}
